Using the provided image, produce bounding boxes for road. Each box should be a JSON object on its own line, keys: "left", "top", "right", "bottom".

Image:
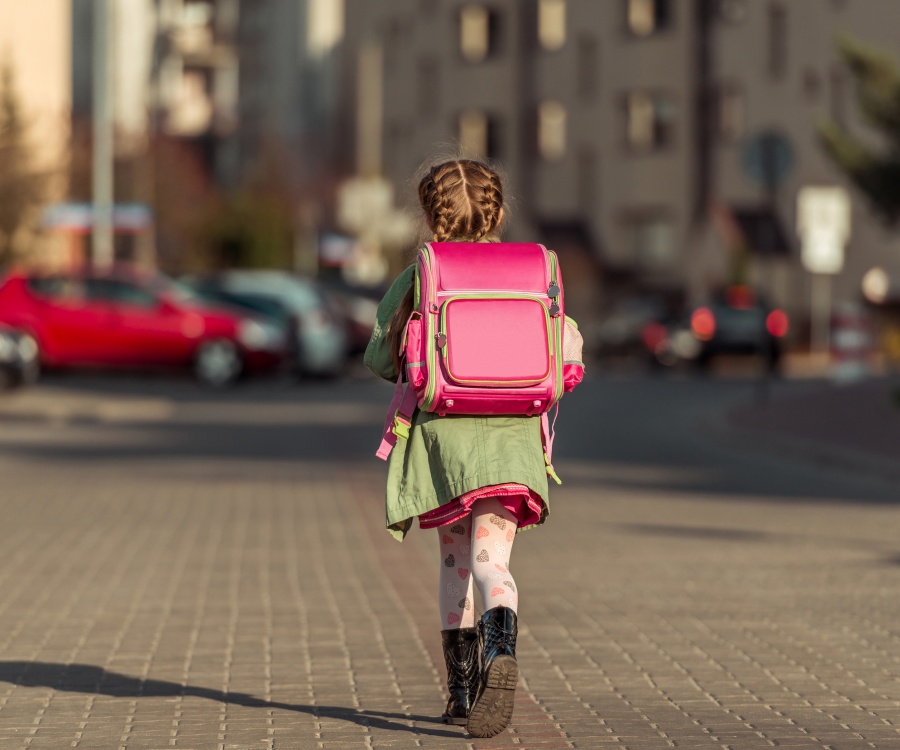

{"left": 0, "top": 371, "right": 897, "bottom": 749}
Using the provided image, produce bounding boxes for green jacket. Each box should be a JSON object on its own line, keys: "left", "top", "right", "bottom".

{"left": 365, "top": 264, "right": 550, "bottom": 541}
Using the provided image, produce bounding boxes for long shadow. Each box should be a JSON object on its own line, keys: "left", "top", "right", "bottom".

{"left": 0, "top": 661, "right": 461, "bottom": 739}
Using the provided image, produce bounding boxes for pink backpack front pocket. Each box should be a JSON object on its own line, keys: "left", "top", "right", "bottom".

{"left": 440, "top": 297, "right": 551, "bottom": 386}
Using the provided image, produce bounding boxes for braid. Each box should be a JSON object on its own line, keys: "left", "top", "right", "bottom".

{"left": 433, "top": 164, "right": 464, "bottom": 241}
{"left": 418, "top": 159, "right": 504, "bottom": 242}
{"left": 465, "top": 161, "right": 503, "bottom": 240}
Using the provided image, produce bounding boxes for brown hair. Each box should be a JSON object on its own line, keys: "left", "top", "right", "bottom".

{"left": 387, "top": 159, "right": 506, "bottom": 373}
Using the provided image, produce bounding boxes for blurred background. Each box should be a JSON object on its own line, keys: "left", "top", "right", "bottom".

{"left": 1, "top": 0, "right": 900, "bottom": 386}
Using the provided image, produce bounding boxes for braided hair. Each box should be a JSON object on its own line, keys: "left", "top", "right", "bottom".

{"left": 417, "top": 160, "right": 504, "bottom": 242}
{"left": 387, "top": 160, "right": 506, "bottom": 372}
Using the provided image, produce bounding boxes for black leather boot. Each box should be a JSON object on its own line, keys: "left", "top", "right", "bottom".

{"left": 440, "top": 626, "right": 480, "bottom": 725}
{"left": 466, "top": 606, "right": 518, "bottom": 738}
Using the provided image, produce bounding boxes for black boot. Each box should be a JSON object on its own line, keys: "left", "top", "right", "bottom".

{"left": 466, "top": 606, "right": 518, "bottom": 738}
{"left": 440, "top": 626, "right": 480, "bottom": 725}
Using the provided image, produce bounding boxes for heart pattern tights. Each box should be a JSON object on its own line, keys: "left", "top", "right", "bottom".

{"left": 437, "top": 496, "right": 519, "bottom": 629}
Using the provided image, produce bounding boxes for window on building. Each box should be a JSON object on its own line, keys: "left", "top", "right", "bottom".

{"left": 167, "top": 68, "right": 214, "bottom": 135}
{"left": 626, "top": 0, "right": 672, "bottom": 37}
{"left": 459, "top": 110, "right": 500, "bottom": 158}
{"left": 628, "top": 214, "right": 676, "bottom": 269}
{"left": 717, "top": 83, "right": 744, "bottom": 142}
{"left": 180, "top": 0, "right": 213, "bottom": 27}
{"left": 307, "top": 0, "right": 345, "bottom": 59}
{"left": 576, "top": 35, "right": 598, "bottom": 101}
{"left": 625, "top": 91, "right": 675, "bottom": 151}
{"left": 538, "top": 0, "right": 566, "bottom": 51}
{"left": 538, "top": 101, "right": 567, "bottom": 160}
{"left": 460, "top": 5, "right": 499, "bottom": 62}
{"left": 767, "top": 3, "right": 787, "bottom": 79}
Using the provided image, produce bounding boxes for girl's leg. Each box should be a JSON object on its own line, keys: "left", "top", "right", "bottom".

{"left": 466, "top": 495, "right": 521, "bottom": 737}
{"left": 437, "top": 515, "right": 479, "bottom": 724}
{"left": 437, "top": 515, "right": 476, "bottom": 629}
{"left": 468, "top": 496, "right": 519, "bottom": 612}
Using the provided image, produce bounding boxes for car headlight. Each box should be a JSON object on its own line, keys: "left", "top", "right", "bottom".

{"left": 237, "top": 320, "right": 284, "bottom": 351}
{"left": 16, "top": 334, "right": 38, "bottom": 363}
{"left": 0, "top": 333, "right": 17, "bottom": 362}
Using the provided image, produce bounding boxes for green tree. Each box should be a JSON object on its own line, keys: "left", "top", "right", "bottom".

{"left": 0, "top": 61, "right": 47, "bottom": 263}
{"left": 820, "top": 35, "right": 900, "bottom": 225}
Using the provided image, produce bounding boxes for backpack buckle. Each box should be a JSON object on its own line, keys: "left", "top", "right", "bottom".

{"left": 391, "top": 413, "right": 411, "bottom": 440}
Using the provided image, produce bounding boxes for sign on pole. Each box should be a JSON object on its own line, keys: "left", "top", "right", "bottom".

{"left": 797, "top": 185, "right": 852, "bottom": 356}
{"left": 797, "top": 186, "right": 850, "bottom": 275}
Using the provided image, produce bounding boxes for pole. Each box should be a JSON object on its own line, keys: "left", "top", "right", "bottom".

{"left": 92, "top": 0, "right": 114, "bottom": 270}
{"left": 811, "top": 273, "right": 832, "bottom": 356}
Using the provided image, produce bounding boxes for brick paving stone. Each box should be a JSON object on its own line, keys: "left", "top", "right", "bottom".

{"left": 0, "top": 381, "right": 898, "bottom": 749}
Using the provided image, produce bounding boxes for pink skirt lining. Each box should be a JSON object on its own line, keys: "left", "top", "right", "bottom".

{"left": 418, "top": 483, "right": 544, "bottom": 530}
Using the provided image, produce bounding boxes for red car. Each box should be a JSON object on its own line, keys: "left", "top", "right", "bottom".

{"left": 0, "top": 270, "right": 287, "bottom": 385}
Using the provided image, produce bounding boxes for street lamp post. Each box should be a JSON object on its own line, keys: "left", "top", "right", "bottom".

{"left": 92, "top": 0, "right": 114, "bottom": 270}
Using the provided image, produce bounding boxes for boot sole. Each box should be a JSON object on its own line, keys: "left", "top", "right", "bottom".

{"left": 442, "top": 714, "right": 468, "bottom": 726}
{"left": 466, "top": 655, "right": 518, "bottom": 738}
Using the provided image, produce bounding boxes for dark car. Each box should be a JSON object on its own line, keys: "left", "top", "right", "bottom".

{"left": 593, "top": 296, "right": 672, "bottom": 359}
{"left": 0, "top": 269, "right": 287, "bottom": 386}
{"left": 318, "top": 280, "right": 381, "bottom": 356}
{"left": 649, "top": 286, "right": 788, "bottom": 371}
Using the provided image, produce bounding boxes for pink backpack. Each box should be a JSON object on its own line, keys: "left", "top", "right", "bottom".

{"left": 377, "top": 242, "right": 581, "bottom": 481}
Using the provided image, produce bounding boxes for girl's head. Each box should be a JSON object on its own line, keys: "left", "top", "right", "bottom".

{"left": 417, "top": 160, "right": 505, "bottom": 242}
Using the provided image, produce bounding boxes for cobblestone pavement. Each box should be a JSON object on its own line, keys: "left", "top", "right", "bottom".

{"left": 0, "top": 375, "right": 898, "bottom": 749}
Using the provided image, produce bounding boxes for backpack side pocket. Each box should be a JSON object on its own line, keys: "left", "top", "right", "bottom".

{"left": 404, "top": 313, "right": 427, "bottom": 391}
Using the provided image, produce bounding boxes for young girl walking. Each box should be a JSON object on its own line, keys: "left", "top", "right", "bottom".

{"left": 364, "top": 159, "right": 583, "bottom": 738}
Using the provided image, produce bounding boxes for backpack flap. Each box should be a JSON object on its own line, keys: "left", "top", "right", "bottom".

{"left": 440, "top": 296, "right": 551, "bottom": 386}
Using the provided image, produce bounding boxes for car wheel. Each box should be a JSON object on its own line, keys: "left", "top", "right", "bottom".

{"left": 0, "top": 366, "right": 15, "bottom": 391}
{"left": 194, "top": 339, "right": 242, "bottom": 386}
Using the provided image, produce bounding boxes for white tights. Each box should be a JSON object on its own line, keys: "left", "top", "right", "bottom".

{"left": 437, "top": 496, "right": 519, "bottom": 629}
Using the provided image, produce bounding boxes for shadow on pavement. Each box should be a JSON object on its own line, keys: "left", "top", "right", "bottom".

{"left": 0, "top": 661, "right": 461, "bottom": 739}
{"left": 618, "top": 523, "right": 771, "bottom": 542}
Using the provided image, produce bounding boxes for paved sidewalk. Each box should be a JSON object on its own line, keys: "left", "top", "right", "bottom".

{"left": 0, "top": 379, "right": 898, "bottom": 749}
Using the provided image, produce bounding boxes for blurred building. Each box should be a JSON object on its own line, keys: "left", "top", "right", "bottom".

{"left": 147, "top": 0, "right": 241, "bottom": 184}
{"left": 72, "top": 0, "right": 156, "bottom": 153}
{"left": 0, "top": 1, "right": 72, "bottom": 264}
{"left": 72, "top": 0, "right": 344, "bottom": 184}
{"left": 0, "top": 1, "right": 72, "bottom": 171}
{"left": 237, "top": 0, "right": 344, "bottom": 185}
{"left": 66, "top": 0, "right": 344, "bottom": 269}
{"left": 340, "top": 0, "right": 900, "bottom": 331}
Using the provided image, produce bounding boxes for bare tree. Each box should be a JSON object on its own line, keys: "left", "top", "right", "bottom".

{"left": 0, "top": 61, "right": 48, "bottom": 264}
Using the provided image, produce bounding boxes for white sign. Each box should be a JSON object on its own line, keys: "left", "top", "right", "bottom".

{"left": 797, "top": 186, "right": 851, "bottom": 275}
{"left": 801, "top": 229, "right": 844, "bottom": 275}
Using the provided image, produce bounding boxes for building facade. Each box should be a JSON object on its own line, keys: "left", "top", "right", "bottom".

{"left": 0, "top": 0, "right": 72, "bottom": 265}
{"left": 341, "top": 0, "right": 900, "bottom": 332}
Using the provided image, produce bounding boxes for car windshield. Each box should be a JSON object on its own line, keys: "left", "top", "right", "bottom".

{"left": 222, "top": 273, "right": 321, "bottom": 314}
{"left": 154, "top": 277, "right": 204, "bottom": 305}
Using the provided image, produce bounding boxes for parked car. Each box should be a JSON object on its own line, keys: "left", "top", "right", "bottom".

{"left": 0, "top": 270, "right": 286, "bottom": 385}
{"left": 318, "top": 280, "right": 381, "bottom": 355}
{"left": 648, "top": 286, "right": 788, "bottom": 372}
{"left": 183, "top": 271, "right": 348, "bottom": 378}
{"left": 593, "top": 296, "right": 673, "bottom": 359}
{"left": 0, "top": 324, "right": 39, "bottom": 390}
